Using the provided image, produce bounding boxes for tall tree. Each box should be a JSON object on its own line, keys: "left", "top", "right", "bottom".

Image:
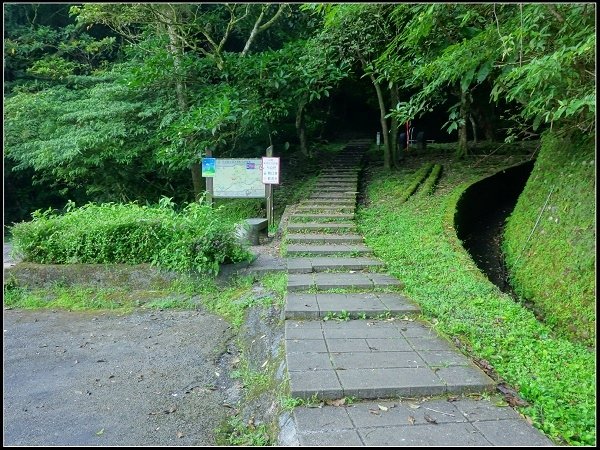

{"left": 71, "top": 3, "right": 289, "bottom": 199}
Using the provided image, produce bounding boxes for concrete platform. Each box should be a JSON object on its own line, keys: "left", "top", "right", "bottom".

{"left": 287, "top": 397, "right": 554, "bottom": 446}
{"left": 285, "top": 319, "right": 495, "bottom": 399}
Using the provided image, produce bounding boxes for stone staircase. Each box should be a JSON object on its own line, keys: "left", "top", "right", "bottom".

{"left": 282, "top": 139, "right": 495, "bottom": 403}
{"left": 268, "top": 139, "right": 553, "bottom": 446}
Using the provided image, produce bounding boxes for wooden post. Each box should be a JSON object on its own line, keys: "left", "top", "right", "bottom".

{"left": 265, "top": 145, "right": 274, "bottom": 230}
{"left": 205, "top": 148, "right": 213, "bottom": 207}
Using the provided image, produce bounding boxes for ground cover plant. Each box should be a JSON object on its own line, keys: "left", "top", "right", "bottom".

{"left": 503, "top": 133, "right": 595, "bottom": 346}
{"left": 357, "top": 155, "right": 596, "bottom": 446}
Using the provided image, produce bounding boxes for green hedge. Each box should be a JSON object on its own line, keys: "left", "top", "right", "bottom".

{"left": 400, "top": 163, "right": 433, "bottom": 203}
{"left": 417, "top": 163, "right": 443, "bottom": 196}
{"left": 10, "top": 199, "right": 252, "bottom": 275}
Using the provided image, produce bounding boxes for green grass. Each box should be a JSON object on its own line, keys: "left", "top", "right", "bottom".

{"left": 260, "top": 272, "right": 288, "bottom": 307}
{"left": 216, "top": 416, "right": 271, "bottom": 446}
{"left": 357, "top": 156, "right": 595, "bottom": 446}
{"left": 503, "top": 131, "right": 595, "bottom": 346}
{"left": 4, "top": 285, "right": 137, "bottom": 311}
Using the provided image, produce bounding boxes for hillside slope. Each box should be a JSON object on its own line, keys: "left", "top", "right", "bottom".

{"left": 503, "top": 131, "right": 595, "bottom": 346}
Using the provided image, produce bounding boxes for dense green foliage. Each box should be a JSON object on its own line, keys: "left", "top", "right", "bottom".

{"left": 358, "top": 156, "right": 595, "bottom": 446}
{"left": 503, "top": 132, "right": 595, "bottom": 347}
{"left": 10, "top": 199, "right": 252, "bottom": 275}
{"left": 382, "top": 3, "right": 595, "bottom": 156}
{"left": 4, "top": 3, "right": 595, "bottom": 222}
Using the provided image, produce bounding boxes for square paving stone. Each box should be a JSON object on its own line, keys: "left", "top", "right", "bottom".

{"left": 285, "top": 326, "right": 323, "bottom": 340}
{"left": 285, "top": 294, "right": 319, "bottom": 319}
{"left": 453, "top": 398, "right": 523, "bottom": 422}
{"left": 323, "top": 319, "right": 397, "bottom": 331}
{"left": 407, "top": 337, "right": 456, "bottom": 351}
{"left": 435, "top": 366, "right": 495, "bottom": 393}
{"left": 396, "top": 322, "right": 436, "bottom": 338}
{"left": 377, "top": 295, "right": 420, "bottom": 312}
{"left": 365, "top": 338, "right": 414, "bottom": 352}
{"left": 359, "top": 423, "right": 490, "bottom": 446}
{"left": 288, "top": 370, "right": 343, "bottom": 399}
{"left": 317, "top": 294, "right": 385, "bottom": 313}
{"left": 286, "top": 339, "right": 327, "bottom": 353}
{"left": 285, "top": 320, "right": 323, "bottom": 339}
{"left": 298, "top": 430, "right": 364, "bottom": 446}
{"left": 293, "top": 406, "right": 354, "bottom": 431}
{"left": 285, "top": 320, "right": 323, "bottom": 331}
{"left": 287, "top": 352, "right": 334, "bottom": 372}
{"left": 331, "top": 351, "right": 426, "bottom": 369}
{"left": 417, "top": 350, "right": 472, "bottom": 367}
{"left": 327, "top": 338, "right": 371, "bottom": 353}
{"left": 473, "top": 419, "right": 555, "bottom": 446}
{"left": 368, "top": 273, "right": 403, "bottom": 286}
{"left": 324, "top": 325, "right": 397, "bottom": 339}
{"left": 286, "top": 259, "right": 314, "bottom": 273}
{"left": 314, "top": 273, "right": 373, "bottom": 289}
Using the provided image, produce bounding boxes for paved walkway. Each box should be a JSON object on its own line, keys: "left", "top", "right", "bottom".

{"left": 273, "top": 140, "right": 553, "bottom": 446}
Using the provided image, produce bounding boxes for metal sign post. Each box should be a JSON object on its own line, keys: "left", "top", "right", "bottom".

{"left": 204, "top": 148, "right": 214, "bottom": 207}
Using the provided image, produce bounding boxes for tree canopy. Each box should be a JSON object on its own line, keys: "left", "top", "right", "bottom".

{"left": 4, "top": 2, "right": 595, "bottom": 221}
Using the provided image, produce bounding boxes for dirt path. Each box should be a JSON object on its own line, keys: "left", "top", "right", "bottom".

{"left": 3, "top": 307, "right": 239, "bottom": 446}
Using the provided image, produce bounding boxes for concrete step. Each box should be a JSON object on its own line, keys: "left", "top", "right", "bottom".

{"left": 285, "top": 319, "right": 495, "bottom": 400}
{"left": 299, "top": 199, "right": 355, "bottom": 206}
{"left": 285, "top": 257, "right": 384, "bottom": 274}
{"left": 295, "top": 206, "right": 355, "bottom": 213}
{"left": 290, "top": 398, "right": 553, "bottom": 446}
{"left": 284, "top": 292, "right": 420, "bottom": 319}
{"left": 286, "top": 244, "right": 372, "bottom": 256}
{"left": 310, "top": 193, "right": 357, "bottom": 199}
{"left": 289, "top": 213, "right": 355, "bottom": 221}
{"left": 313, "top": 184, "right": 356, "bottom": 189}
{"left": 287, "top": 222, "right": 356, "bottom": 232}
{"left": 316, "top": 179, "right": 356, "bottom": 183}
{"left": 286, "top": 233, "right": 363, "bottom": 244}
{"left": 287, "top": 272, "right": 402, "bottom": 291}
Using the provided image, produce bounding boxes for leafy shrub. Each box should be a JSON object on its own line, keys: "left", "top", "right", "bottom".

{"left": 10, "top": 198, "right": 252, "bottom": 275}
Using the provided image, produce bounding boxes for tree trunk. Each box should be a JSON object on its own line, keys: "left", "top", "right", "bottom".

{"left": 296, "top": 94, "right": 309, "bottom": 157}
{"left": 369, "top": 73, "right": 391, "bottom": 170}
{"left": 456, "top": 90, "right": 470, "bottom": 159}
{"left": 190, "top": 163, "right": 204, "bottom": 200}
{"left": 390, "top": 83, "right": 400, "bottom": 168}
{"left": 469, "top": 114, "right": 478, "bottom": 145}
{"left": 165, "top": 11, "right": 202, "bottom": 200}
